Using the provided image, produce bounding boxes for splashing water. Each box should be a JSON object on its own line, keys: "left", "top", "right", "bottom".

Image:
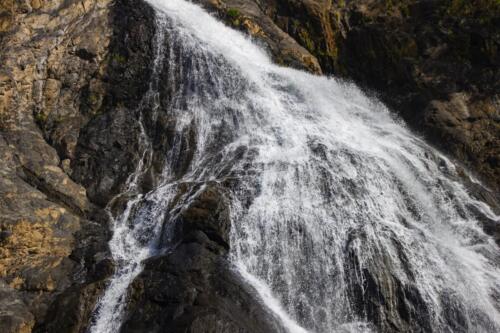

{"left": 88, "top": 12, "right": 171, "bottom": 333}
{"left": 90, "top": 0, "right": 500, "bottom": 332}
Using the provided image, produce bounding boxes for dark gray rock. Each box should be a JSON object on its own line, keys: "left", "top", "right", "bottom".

{"left": 123, "top": 184, "right": 285, "bottom": 333}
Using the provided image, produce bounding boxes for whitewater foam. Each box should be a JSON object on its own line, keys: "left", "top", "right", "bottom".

{"left": 90, "top": 1, "right": 500, "bottom": 332}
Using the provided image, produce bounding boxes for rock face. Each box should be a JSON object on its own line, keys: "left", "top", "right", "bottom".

{"left": 1, "top": 0, "right": 288, "bottom": 331}
{"left": 329, "top": 0, "right": 500, "bottom": 193}
{"left": 122, "top": 184, "right": 285, "bottom": 333}
{"left": 0, "top": 0, "right": 154, "bottom": 331}
{"left": 0, "top": 0, "right": 499, "bottom": 332}
{"left": 0, "top": 1, "right": 113, "bottom": 332}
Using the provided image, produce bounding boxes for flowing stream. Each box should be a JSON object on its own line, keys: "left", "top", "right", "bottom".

{"left": 89, "top": 0, "right": 500, "bottom": 332}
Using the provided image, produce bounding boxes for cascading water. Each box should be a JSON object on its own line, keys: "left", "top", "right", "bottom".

{"left": 89, "top": 0, "right": 500, "bottom": 332}
{"left": 88, "top": 12, "right": 170, "bottom": 333}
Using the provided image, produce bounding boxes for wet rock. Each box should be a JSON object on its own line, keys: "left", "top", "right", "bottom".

{"left": 71, "top": 0, "right": 156, "bottom": 206}
{"left": 199, "top": 0, "right": 500, "bottom": 194}
{"left": 39, "top": 0, "right": 157, "bottom": 330}
{"left": 1, "top": 0, "right": 499, "bottom": 332}
{"left": 71, "top": 106, "right": 143, "bottom": 206}
{"left": 195, "top": 0, "right": 322, "bottom": 73}
{"left": 123, "top": 184, "right": 285, "bottom": 333}
{"left": 169, "top": 184, "right": 231, "bottom": 250}
{"left": 345, "top": 237, "right": 432, "bottom": 332}
{"left": 36, "top": 281, "right": 108, "bottom": 333}
{"left": 0, "top": 0, "right": 152, "bottom": 332}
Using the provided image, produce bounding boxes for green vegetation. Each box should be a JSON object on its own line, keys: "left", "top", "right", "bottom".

{"left": 227, "top": 8, "right": 241, "bottom": 26}
{"left": 385, "top": 0, "right": 395, "bottom": 11}
{"left": 298, "top": 29, "right": 315, "bottom": 52}
{"left": 111, "top": 53, "right": 127, "bottom": 64}
{"left": 34, "top": 111, "right": 47, "bottom": 124}
{"left": 227, "top": 8, "right": 240, "bottom": 19}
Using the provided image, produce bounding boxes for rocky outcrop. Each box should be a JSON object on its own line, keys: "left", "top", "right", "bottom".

{"left": 71, "top": 0, "right": 156, "bottom": 206}
{"left": 1, "top": 0, "right": 285, "bottom": 331}
{"left": 0, "top": 1, "right": 114, "bottom": 332}
{"left": 123, "top": 183, "right": 285, "bottom": 333}
{"left": 36, "top": 0, "right": 159, "bottom": 331}
{"left": 197, "top": 0, "right": 500, "bottom": 194}
{"left": 190, "top": 3, "right": 499, "bottom": 331}
{"left": 329, "top": 0, "right": 500, "bottom": 193}
{"left": 1, "top": 0, "right": 498, "bottom": 332}
{"left": 196, "top": 0, "right": 322, "bottom": 73}
{"left": 0, "top": 0, "right": 156, "bottom": 331}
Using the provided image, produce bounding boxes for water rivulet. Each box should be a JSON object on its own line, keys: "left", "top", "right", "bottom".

{"left": 89, "top": 0, "right": 500, "bottom": 332}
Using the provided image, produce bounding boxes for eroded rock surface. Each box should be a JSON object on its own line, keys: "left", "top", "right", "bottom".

{"left": 0, "top": 0, "right": 499, "bottom": 332}
{"left": 1, "top": 0, "right": 283, "bottom": 331}
{"left": 123, "top": 184, "right": 285, "bottom": 333}
{"left": 0, "top": 0, "right": 155, "bottom": 331}
{"left": 0, "top": 1, "right": 113, "bottom": 332}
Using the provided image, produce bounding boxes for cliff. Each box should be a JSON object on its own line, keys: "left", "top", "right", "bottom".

{"left": 0, "top": 0, "right": 154, "bottom": 331}
{"left": 0, "top": 0, "right": 498, "bottom": 332}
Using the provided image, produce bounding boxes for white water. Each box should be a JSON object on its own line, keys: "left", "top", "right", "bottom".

{"left": 88, "top": 12, "right": 171, "bottom": 333}
{"left": 90, "top": 0, "right": 500, "bottom": 332}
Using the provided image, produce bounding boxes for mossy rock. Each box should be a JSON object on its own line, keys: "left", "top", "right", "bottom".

{"left": 34, "top": 111, "right": 48, "bottom": 125}
{"left": 227, "top": 8, "right": 240, "bottom": 19}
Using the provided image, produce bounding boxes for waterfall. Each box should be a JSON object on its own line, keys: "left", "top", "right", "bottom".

{"left": 89, "top": 0, "right": 500, "bottom": 332}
